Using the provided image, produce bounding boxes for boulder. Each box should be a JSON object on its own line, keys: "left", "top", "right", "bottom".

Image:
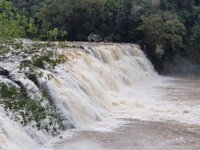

{"left": 0, "top": 67, "right": 9, "bottom": 77}
{"left": 87, "top": 34, "right": 102, "bottom": 42}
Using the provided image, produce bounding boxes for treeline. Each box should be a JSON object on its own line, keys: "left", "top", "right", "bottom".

{"left": 1, "top": 0, "right": 200, "bottom": 74}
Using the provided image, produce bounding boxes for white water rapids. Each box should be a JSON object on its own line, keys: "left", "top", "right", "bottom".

{"left": 0, "top": 42, "right": 200, "bottom": 150}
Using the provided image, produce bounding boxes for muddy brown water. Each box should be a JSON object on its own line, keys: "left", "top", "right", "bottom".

{"left": 54, "top": 77, "right": 200, "bottom": 150}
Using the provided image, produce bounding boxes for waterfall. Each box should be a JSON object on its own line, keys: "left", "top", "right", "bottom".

{"left": 43, "top": 44, "right": 156, "bottom": 127}
{"left": 0, "top": 42, "right": 157, "bottom": 149}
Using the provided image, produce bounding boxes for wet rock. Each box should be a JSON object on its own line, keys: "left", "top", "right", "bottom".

{"left": 7, "top": 74, "right": 24, "bottom": 88}
{"left": 0, "top": 68, "right": 23, "bottom": 87}
{"left": 87, "top": 34, "right": 102, "bottom": 42}
{"left": 13, "top": 80, "right": 24, "bottom": 88}
{"left": 0, "top": 67, "right": 9, "bottom": 77}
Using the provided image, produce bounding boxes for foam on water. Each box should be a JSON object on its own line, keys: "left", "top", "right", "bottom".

{"left": 0, "top": 108, "right": 41, "bottom": 150}
{"left": 0, "top": 42, "right": 200, "bottom": 149}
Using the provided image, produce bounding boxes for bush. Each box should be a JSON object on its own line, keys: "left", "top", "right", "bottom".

{"left": 47, "top": 28, "right": 59, "bottom": 41}
{"left": 0, "top": 83, "right": 46, "bottom": 125}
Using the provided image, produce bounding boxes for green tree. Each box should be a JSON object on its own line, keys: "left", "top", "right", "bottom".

{"left": 160, "top": 0, "right": 195, "bottom": 10}
{"left": 27, "top": 18, "right": 38, "bottom": 37}
{"left": 0, "top": 0, "right": 26, "bottom": 39}
{"left": 187, "top": 23, "right": 200, "bottom": 65}
{"left": 47, "top": 28, "right": 59, "bottom": 41}
{"left": 138, "top": 12, "right": 186, "bottom": 71}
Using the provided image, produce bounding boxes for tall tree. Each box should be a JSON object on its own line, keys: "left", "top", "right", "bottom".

{"left": 0, "top": 0, "right": 26, "bottom": 38}
{"left": 138, "top": 12, "right": 186, "bottom": 71}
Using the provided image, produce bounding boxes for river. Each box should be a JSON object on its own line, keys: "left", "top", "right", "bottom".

{"left": 42, "top": 77, "right": 200, "bottom": 150}
{"left": 0, "top": 41, "right": 200, "bottom": 150}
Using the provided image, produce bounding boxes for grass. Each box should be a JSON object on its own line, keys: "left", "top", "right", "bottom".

{"left": 0, "top": 83, "right": 46, "bottom": 125}
{"left": 0, "top": 82, "right": 69, "bottom": 135}
{"left": 20, "top": 50, "right": 66, "bottom": 70}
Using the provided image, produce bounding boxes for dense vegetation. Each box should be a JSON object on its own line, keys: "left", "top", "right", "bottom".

{"left": 1, "top": 0, "right": 200, "bottom": 73}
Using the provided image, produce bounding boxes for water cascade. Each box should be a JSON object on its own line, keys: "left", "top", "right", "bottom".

{"left": 0, "top": 41, "right": 159, "bottom": 149}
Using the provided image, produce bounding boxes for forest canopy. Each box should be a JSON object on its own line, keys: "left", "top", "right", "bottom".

{"left": 1, "top": 0, "right": 200, "bottom": 74}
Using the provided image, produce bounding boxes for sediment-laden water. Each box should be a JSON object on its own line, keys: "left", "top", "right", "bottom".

{"left": 0, "top": 41, "right": 199, "bottom": 150}
{"left": 50, "top": 77, "right": 200, "bottom": 150}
